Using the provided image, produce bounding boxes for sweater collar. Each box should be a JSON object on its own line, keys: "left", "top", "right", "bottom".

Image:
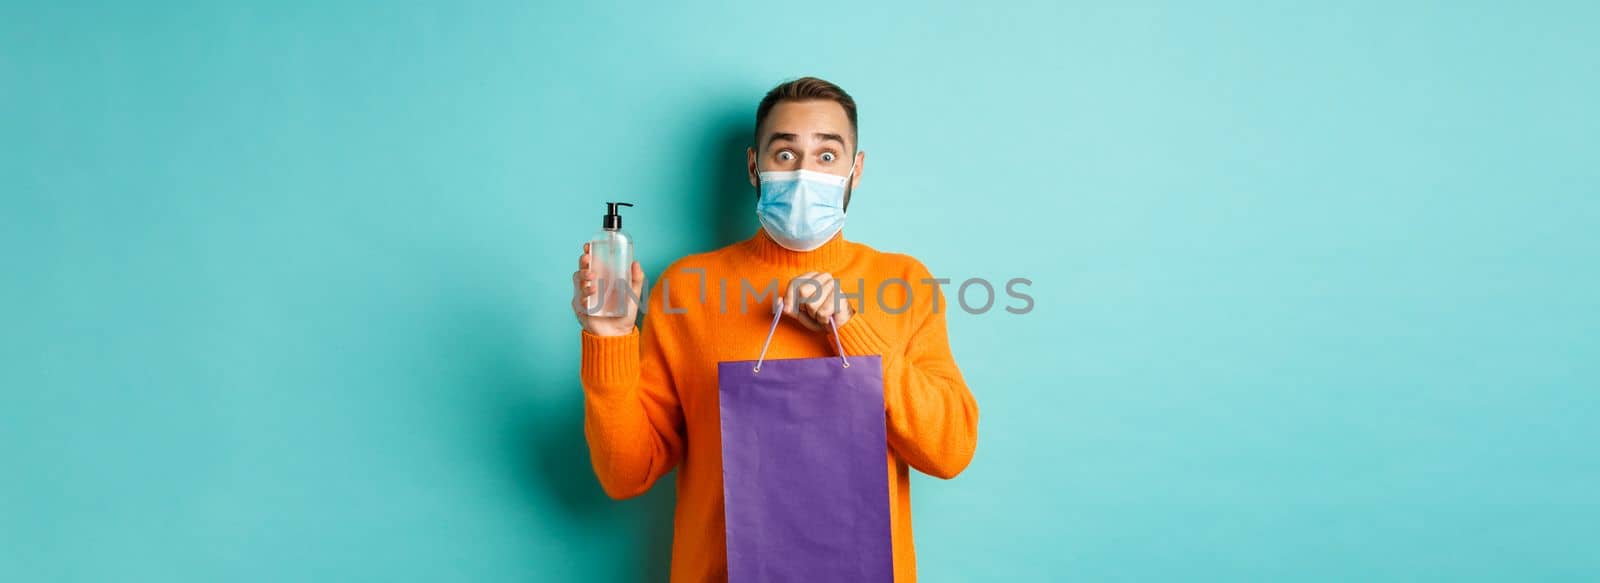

{"left": 740, "top": 227, "right": 854, "bottom": 272}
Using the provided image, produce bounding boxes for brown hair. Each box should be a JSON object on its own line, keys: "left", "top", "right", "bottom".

{"left": 753, "top": 76, "right": 858, "bottom": 151}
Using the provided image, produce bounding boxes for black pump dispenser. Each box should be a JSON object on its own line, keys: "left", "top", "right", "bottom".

{"left": 602, "top": 202, "right": 633, "bottom": 230}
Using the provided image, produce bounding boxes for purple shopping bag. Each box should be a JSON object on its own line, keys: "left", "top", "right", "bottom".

{"left": 718, "top": 299, "right": 893, "bottom": 582}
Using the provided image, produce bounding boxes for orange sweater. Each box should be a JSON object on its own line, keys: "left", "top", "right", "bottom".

{"left": 579, "top": 229, "right": 979, "bottom": 582}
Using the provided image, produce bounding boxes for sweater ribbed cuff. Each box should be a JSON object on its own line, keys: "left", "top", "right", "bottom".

{"left": 581, "top": 328, "right": 640, "bottom": 396}
{"left": 834, "top": 315, "right": 891, "bottom": 357}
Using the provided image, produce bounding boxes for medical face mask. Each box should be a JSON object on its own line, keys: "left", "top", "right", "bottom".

{"left": 756, "top": 160, "right": 856, "bottom": 252}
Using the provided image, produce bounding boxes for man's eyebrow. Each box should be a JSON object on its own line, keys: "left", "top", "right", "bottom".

{"left": 764, "top": 132, "right": 798, "bottom": 148}
{"left": 813, "top": 132, "right": 846, "bottom": 147}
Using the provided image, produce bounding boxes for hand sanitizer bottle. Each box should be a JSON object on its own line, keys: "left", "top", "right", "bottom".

{"left": 588, "top": 202, "right": 634, "bottom": 317}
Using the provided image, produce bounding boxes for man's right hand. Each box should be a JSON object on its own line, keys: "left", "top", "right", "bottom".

{"left": 572, "top": 242, "right": 645, "bottom": 337}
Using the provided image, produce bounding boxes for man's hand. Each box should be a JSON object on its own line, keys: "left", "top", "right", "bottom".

{"left": 783, "top": 272, "right": 853, "bottom": 332}
{"left": 572, "top": 242, "right": 645, "bottom": 337}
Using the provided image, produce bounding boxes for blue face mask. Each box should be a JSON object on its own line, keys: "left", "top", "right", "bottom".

{"left": 756, "top": 161, "right": 857, "bottom": 251}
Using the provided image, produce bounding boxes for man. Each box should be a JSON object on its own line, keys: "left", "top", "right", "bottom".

{"left": 570, "top": 76, "right": 978, "bottom": 582}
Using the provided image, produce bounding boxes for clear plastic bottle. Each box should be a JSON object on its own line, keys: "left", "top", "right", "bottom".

{"left": 587, "top": 202, "right": 634, "bottom": 318}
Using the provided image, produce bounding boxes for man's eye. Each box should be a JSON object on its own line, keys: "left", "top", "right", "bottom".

{"left": 777, "top": 151, "right": 795, "bottom": 161}
{"left": 820, "top": 152, "right": 836, "bottom": 162}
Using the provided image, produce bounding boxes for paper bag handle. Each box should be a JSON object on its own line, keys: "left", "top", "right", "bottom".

{"left": 753, "top": 297, "right": 850, "bottom": 373}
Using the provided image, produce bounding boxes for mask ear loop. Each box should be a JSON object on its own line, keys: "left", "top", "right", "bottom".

{"left": 753, "top": 150, "right": 763, "bottom": 201}
{"left": 840, "top": 155, "right": 859, "bottom": 212}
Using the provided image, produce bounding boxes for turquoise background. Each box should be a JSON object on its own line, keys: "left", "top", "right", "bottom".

{"left": 4, "top": 1, "right": 1597, "bottom": 581}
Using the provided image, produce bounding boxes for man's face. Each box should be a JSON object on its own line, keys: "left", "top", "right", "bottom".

{"left": 747, "top": 100, "right": 866, "bottom": 208}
